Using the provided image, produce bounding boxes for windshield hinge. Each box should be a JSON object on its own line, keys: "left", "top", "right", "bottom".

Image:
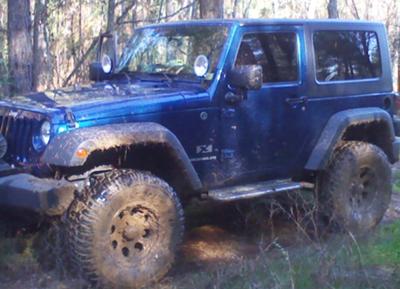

{"left": 64, "top": 109, "right": 78, "bottom": 128}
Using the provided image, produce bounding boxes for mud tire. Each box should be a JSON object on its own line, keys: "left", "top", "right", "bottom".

{"left": 317, "top": 141, "right": 392, "bottom": 234}
{"left": 66, "top": 169, "right": 184, "bottom": 289}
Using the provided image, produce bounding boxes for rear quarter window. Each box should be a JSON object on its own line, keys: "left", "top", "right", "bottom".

{"left": 313, "top": 30, "right": 382, "bottom": 82}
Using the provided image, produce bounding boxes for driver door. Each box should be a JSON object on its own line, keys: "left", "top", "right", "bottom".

{"left": 220, "top": 26, "right": 309, "bottom": 182}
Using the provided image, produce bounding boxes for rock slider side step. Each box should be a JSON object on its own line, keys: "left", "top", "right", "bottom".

{"left": 207, "top": 179, "right": 303, "bottom": 202}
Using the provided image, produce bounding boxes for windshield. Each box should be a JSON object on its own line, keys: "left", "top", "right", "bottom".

{"left": 117, "top": 24, "right": 230, "bottom": 83}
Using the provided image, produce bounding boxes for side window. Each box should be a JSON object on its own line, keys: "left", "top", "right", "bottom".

{"left": 313, "top": 30, "right": 382, "bottom": 82}
{"left": 235, "top": 32, "right": 299, "bottom": 83}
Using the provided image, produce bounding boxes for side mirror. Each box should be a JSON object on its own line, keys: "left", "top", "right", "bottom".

{"left": 89, "top": 32, "right": 118, "bottom": 82}
{"left": 229, "top": 65, "right": 263, "bottom": 90}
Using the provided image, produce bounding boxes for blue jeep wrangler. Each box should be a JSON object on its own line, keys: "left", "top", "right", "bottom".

{"left": 0, "top": 19, "right": 399, "bottom": 288}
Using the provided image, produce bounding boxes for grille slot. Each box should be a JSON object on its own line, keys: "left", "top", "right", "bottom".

{"left": 0, "top": 112, "right": 38, "bottom": 163}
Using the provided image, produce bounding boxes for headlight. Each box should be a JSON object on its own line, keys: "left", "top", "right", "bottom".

{"left": 40, "top": 121, "right": 51, "bottom": 145}
{"left": 32, "top": 120, "right": 52, "bottom": 152}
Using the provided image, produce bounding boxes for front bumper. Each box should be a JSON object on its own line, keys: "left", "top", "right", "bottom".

{"left": 0, "top": 170, "right": 76, "bottom": 216}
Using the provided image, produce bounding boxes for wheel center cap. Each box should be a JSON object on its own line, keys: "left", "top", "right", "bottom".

{"left": 123, "top": 226, "right": 141, "bottom": 241}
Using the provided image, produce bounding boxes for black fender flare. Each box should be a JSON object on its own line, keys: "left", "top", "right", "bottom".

{"left": 305, "top": 107, "right": 396, "bottom": 171}
{"left": 42, "top": 122, "right": 202, "bottom": 191}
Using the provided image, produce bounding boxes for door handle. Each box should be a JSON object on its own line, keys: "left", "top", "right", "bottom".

{"left": 225, "top": 92, "right": 244, "bottom": 104}
{"left": 285, "top": 96, "right": 308, "bottom": 106}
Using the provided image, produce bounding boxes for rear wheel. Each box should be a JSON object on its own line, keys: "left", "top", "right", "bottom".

{"left": 67, "top": 169, "right": 184, "bottom": 289}
{"left": 317, "top": 141, "right": 392, "bottom": 234}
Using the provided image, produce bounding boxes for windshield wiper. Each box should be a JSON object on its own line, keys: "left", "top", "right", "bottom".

{"left": 147, "top": 72, "right": 174, "bottom": 87}
{"left": 111, "top": 70, "right": 142, "bottom": 82}
{"left": 160, "top": 72, "right": 173, "bottom": 86}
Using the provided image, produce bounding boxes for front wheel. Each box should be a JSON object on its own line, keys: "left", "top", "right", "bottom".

{"left": 317, "top": 141, "right": 392, "bottom": 234}
{"left": 67, "top": 169, "right": 184, "bottom": 289}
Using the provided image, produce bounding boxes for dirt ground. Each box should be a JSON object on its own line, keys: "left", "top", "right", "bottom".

{"left": 1, "top": 168, "right": 400, "bottom": 289}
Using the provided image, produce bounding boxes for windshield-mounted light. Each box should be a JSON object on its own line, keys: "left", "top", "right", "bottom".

{"left": 194, "top": 55, "right": 209, "bottom": 77}
{"left": 101, "top": 54, "right": 113, "bottom": 74}
{"left": 116, "top": 25, "right": 229, "bottom": 86}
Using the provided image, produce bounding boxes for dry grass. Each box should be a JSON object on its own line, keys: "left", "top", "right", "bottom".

{"left": 1, "top": 170, "right": 400, "bottom": 289}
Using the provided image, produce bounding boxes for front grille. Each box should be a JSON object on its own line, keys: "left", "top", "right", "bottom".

{"left": 0, "top": 111, "right": 41, "bottom": 163}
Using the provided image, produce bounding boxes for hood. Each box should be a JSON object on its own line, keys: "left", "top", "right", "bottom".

{"left": 7, "top": 81, "right": 202, "bottom": 108}
{"left": 0, "top": 80, "right": 207, "bottom": 123}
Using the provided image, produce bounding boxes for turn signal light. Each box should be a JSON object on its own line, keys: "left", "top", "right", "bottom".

{"left": 76, "top": 148, "right": 89, "bottom": 159}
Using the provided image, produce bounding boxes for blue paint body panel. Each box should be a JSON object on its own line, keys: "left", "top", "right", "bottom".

{"left": 0, "top": 19, "right": 396, "bottom": 191}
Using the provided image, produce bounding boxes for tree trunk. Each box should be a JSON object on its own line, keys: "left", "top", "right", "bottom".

{"left": 157, "top": 0, "right": 164, "bottom": 22}
{"left": 232, "top": 0, "right": 240, "bottom": 18}
{"left": 0, "top": 51, "right": 8, "bottom": 96}
{"left": 7, "top": 0, "right": 33, "bottom": 94}
{"left": 106, "top": 0, "right": 116, "bottom": 32}
{"left": 397, "top": 9, "right": 400, "bottom": 93}
{"left": 42, "top": 0, "right": 52, "bottom": 89}
{"left": 199, "top": 0, "right": 223, "bottom": 19}
{"left": 398, "top": 51, "right": 400, "bottom": 93}
{"left": 327, "top": 0, "right": 339, "bottom": 18}
{"left": 32, "top": 0, "right": 45, "bottom": 91}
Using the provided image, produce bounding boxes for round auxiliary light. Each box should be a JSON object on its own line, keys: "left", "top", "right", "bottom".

{"left": 194, "top": 55, "right": 209, "bottom": 77}
{"left": 101, "top": 54, "right": 113, "bottom": 74}
{"left": 40, "top": 121, "right": 51, "bottom": 145}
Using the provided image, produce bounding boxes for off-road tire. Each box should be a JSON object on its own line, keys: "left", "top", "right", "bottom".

{"left": 317, "top": 141, "right": 392, "bottom": 234}
{"left": 66, "top": 169, "right": 184, "bottom": 289}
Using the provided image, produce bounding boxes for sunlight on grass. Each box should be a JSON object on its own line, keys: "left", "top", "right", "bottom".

{"left": 393, "top": 170, "right": 400, "bottom": 193}
{"left": 157, "top": 221, "right": 400, "bottom": 289}
{"left": 362, "top": 221, "right": 400, "bottom": 266}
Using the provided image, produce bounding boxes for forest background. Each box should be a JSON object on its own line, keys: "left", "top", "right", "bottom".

{"left": 0, "top": 0, "right": 399, "bottom": 97}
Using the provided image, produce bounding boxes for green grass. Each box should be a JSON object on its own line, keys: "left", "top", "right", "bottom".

{"left": 361, "top": 221, "right": 400, "bottom": 266}
{"left": 2, "top": 210, "right": 400, "bottom": 288}
{"left": 393, "top": 170, "right": 400, "bottom": 192}
{"left": 1, "top": 221, "right": 399, "bottom": 289}
{"left": 155, "top": 221, "right": 400, "bottom": 289}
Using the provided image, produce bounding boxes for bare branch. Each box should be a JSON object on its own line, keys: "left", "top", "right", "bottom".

{"left": 327, "top": 0, "right": 339, "bottom": 18}
{"left": 62, "top": 37, "right": 98, "bottom": 87}
{"left": 117, "top": 1, "right": 195, "bottom": 25}
{"left": 115, "top": 0, "right": 132, "bottom": 8}
{"left": 157, "top": 0, "right": 164, "bottom": 23}
{"left": 243, "top": 0, "right": 252, "bottom": 18}
{"left": 350, "top": 0, "right": 361, "bottom": 19}
{"left": 62, "top": 0, "right": 137, "bottom": 86}
{"left": 115, "top": 1, "right": 137, "bottom": 27}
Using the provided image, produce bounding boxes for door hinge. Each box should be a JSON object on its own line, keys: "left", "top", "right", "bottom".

{"left": 221, "top": 149, "right": 235, "bottom": 160}
{"left": 221, "top": 108, "right": 236, "bottom": 118}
